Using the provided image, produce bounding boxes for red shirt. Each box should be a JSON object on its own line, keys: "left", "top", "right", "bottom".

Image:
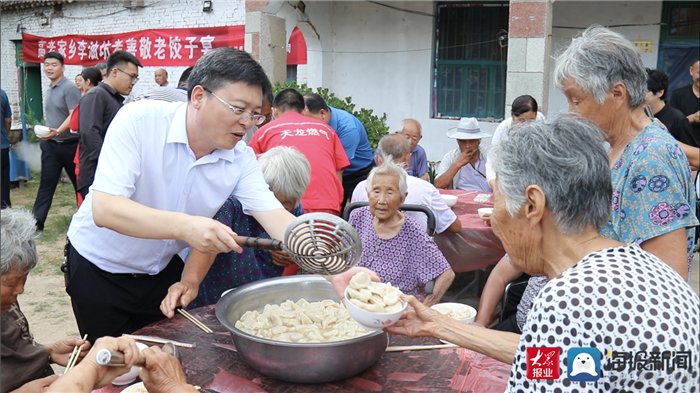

{"left": 249, "top": 111, "right": 350, "bottom": 214}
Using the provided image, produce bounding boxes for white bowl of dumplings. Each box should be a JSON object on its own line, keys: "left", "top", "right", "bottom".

{"left": 430, "top": 302, "right": 477, "bottom": 324}
{"left": 343, "top": 271, "right": 407, "bottom": 330}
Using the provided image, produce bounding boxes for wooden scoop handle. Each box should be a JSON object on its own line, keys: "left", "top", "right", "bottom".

{"left": 233, "top": 236, "right": 284, "bottom": 251}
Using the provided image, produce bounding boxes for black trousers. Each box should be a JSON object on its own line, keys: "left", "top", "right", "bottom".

{"left": 66, "top": 242, "right": 184, "bottom": 342}
{"left": 342, "top": 163, "right": 374, "bottom": 211}
{"left": 1, "top": 147, "right": 10, "bottom": 208}
{"left": 32, "top": 140, "right": 78, "bottom": 230}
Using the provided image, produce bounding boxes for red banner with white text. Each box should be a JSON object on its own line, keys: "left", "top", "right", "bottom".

{"left": 21, "top": 25, "right": 244, "bottom": 66}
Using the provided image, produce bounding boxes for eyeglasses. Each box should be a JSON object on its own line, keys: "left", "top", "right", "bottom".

{"left": 203, "top": 87, "right": 266, "bottom": 125}
{"left": 116, "top": 68, "right": 139, "bottom": 83}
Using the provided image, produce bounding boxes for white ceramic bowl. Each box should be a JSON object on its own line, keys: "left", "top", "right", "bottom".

{"left": 430, "top": 302, "right": 477, "bottom": 323}
{"left": 111, "top": 342, "right": 148, "bottom": 385}
{"left": 343, "top": 287, "right": 407, "bottom": 330}
{"left": 477, "top": 207, "right": 493, "bottom": 220}
{"left": 441, "top": 194, "right": 458, "bottom": 207}
{"left": 33, "top": 125, "right": 52, "bottom": 138}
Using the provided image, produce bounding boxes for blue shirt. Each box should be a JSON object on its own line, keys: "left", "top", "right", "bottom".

{"left": 328, "top": 106, "right": 373, "bottom": 173}
{"left": 0, "top": 89, "right": 11, "bottom": 149}
{"left": 600, "top": 121, "right": 697, "bottom": 271}
{"left": 408, "top": 145, "right": 428, "bottom": 178}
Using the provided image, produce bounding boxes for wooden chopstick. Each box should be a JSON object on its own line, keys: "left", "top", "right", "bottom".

{"left": 176, "top": 308, "right": 213, "bottom": 334}
{"left": 385, "top": 343, "right": 457, "bottom": 352}
{"left": 64, "top": 334, "right": 88, "bottom": 373}
{"left": 122, "top": 334, "right": 195, "bottom": 348}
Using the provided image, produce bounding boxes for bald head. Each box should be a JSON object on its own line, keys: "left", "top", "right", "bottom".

{"left": 155, "top": 68, "right": 169, "bottom": 86}
{"left": 401, "top": 118, "right": 422, "bottom": 150}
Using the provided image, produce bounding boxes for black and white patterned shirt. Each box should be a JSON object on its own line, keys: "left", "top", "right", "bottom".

{"left": 508, "top": 244, "right": 699, "bottom": 392}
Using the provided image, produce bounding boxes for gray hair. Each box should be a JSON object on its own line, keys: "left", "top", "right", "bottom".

{"left": 491, "top": 114, "right": 612, "bottom": 233}
{"left": 187, "top": 48, "right": 271, "bottom": 102}
{"left": 554, "top": 25, "right": 647, "bottom": 108}
{"left": 366, "top": 160, "right": 408, "bottom": 196}
{"left": 1, "top": 209, "right": 39, "bottom": 275}
{"left": 258, "top": 147, "right": 311, "bottom": 203}
{"left": 401, "top": 118, "right": 422, "bottom": 135}
{"left": 376, "top": 133, "right": 410, "bottom": 163}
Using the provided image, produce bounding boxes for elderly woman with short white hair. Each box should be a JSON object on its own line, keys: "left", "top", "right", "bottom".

{"left": 555, "top": 25, "right": 697, "bottom": 279}
{"left": 1, "top": 209, "right": 91, "bottom": 391}
{"left": 348, "top": 160, "right": 455, "bottom": 306}
{"left": 387, "top": 114, "right": 699, "bottom": 391}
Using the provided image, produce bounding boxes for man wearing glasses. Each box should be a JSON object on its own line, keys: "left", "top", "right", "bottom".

{"left": 65, "top": 48, "right": 299, "bottom": 341}
{"left": 77, "top": 50, "right": 142, "bottom": 199}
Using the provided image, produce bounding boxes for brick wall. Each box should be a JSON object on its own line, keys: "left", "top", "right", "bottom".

{"left": 0, "top": 0, "right": 245, "bottom": 123}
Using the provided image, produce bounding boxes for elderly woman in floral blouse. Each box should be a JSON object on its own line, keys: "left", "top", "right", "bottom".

{"left": 348, "top": 160, "right": 455, "bottom": 306}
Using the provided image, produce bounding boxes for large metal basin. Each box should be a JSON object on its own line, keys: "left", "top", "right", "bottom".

{"left": 215, "top": 275, "right": 388, "bottom": 384}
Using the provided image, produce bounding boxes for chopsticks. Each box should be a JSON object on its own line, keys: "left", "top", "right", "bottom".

{"left": 385, "top": 343, "right": 457, "bottom": 352}
{"left": 176, "top": 308, "right": 213, "bottom": 334}
{"left": 64, "top": 334, "right": 88, "bottom": 373}
{"left": 122, "top": 334, "right": 196, "bottom": 348}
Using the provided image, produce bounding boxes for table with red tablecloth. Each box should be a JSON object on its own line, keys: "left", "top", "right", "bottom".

{"left": 434, "top": 190, "right": 506, "bottom": 273}
{"left": 93, "top": 305, "right": 512, "bottom": 393}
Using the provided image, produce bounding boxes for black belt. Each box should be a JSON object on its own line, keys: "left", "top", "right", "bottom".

{"left": 49, "top": 138, "right": 78, "bottom": 145}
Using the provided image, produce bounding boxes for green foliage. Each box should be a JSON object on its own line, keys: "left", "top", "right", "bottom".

{"left": 428, "top": 161, "right": 440, "bottom": 184}
{"left": 24, "top": 110, "right": 44, "bottom": 144}
{"left": 273, "top": 81, "right": 389, "bottom": 149}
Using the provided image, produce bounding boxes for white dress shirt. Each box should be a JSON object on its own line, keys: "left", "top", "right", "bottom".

{"left": 67, "top": 100, "right": 282, "bottom": 274}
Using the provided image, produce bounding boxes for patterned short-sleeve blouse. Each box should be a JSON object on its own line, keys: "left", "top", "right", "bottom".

{"left": 508, "top": 244, "right": 699, "bottom": 392}
{"left": 348, "top": 206, "right": 451, "bottom": 296}
{"left": 601, "top": 121, "right": 698, "bottom": 270}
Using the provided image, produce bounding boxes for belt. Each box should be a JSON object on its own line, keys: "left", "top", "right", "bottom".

{"left": 49, "top": 138, "right": 78, "bottom": 144}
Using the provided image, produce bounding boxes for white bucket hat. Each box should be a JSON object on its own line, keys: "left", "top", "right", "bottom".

{"left": 446, "top": 117, "right": 492, "bottom": 140}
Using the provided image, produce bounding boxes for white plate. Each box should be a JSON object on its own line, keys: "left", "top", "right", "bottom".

{"left": 121, "top": 382, "right": 148, "bottom": 393}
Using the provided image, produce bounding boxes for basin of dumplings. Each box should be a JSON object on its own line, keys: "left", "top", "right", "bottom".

{"left": 215, "top": 275, "right": 388, "bottom": 384}
{"left": 343, "top": 271, "right": 408, "bottom": 330}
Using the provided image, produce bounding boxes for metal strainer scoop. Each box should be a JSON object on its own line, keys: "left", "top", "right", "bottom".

{"left": 233, "top": 212, "right": 362, "bottom": 275}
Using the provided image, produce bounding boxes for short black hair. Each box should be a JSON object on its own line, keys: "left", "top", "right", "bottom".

{"left": 303, "top": 93, "right": 329, "bottom": 113}
{"left": 511, "top": 95, "right": 538, "bottom": 117}
{"left": 106, "top": 51, "right": 142, "bottom": 74}
{"left": 187, "top": 48, "right": 271, "bottom": 102}
{"left": 80, "top": 67, "right": 103, "bottom": 87}
{"left": 178, "top": 66, "right": 193, "bottom": 88}
{"left": 646, "top": 68, "right": 669, "bottom": 99}
{"left": 44, "top": 52, "right": 64, "bottom": 65}
{"left": 273, "top": 88, "right": 305, "bottom": 113}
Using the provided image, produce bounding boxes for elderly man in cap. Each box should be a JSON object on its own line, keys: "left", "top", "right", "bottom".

{"left": 434, "top": 117, "right": 491, "bottom": 191}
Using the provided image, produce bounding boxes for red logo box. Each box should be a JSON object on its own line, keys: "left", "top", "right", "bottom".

{"left": 526, "top": 347, "right": 560, "bottom": 380}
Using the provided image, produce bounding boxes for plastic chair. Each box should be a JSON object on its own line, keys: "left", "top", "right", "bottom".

{"left": 342, "top": 201, "right": 437, "bottom": 235}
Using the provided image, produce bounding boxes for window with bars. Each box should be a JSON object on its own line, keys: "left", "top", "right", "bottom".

{"left": 433, "top": 2, "right": 509, "bottom": 120}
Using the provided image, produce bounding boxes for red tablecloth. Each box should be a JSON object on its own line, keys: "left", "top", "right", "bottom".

{"left": 94, "top": 305, "right": 511, "bottom": 392}
{"left": 434, "top": 190, "right": 505, "bottom": 273}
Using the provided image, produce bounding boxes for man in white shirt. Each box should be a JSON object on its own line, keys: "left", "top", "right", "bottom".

{"left": 65, "top": 48, "right": 295, "bottom": 341}
{"left": 351, "top": 133, "right": 461, "bottom": 234}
